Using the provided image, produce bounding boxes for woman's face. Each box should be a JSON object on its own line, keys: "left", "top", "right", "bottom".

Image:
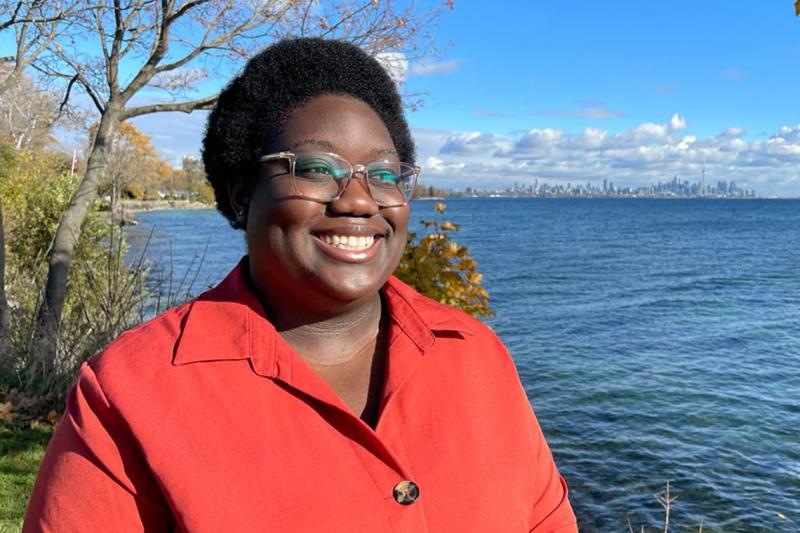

{"left": 237, "top": 94, "right": 410, "bottom": 309}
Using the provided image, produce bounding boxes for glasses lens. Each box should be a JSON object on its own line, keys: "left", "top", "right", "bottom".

{"left": 293, "top": 153, "right": 349, "bottom": 201}
{"left": 367, "top": 161, "right": 416, "bottom": 206}
{"left": 260, "top": 157, "right": 297, "bottom": 197}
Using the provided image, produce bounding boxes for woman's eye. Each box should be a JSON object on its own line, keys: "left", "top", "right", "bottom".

{"left": 297, "top": 161, "right": 336, "bottom": 175}
{"left": 370, "top": 169, "right": 399, "bottom": 185}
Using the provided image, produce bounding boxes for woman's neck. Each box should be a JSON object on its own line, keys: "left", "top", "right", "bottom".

{"left": 247, "top": 270, "right": 388, "bottom": 423}
{"left": 263, "top": 290, "right": 384, "bottom": 367}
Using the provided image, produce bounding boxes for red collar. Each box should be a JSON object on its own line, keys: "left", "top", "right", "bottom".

{"left": 173, "top": 258, "right": 474, "bottom": 379}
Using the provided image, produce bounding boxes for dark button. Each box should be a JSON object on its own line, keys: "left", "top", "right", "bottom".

{"left": 393, "top": 480, "right": 419, "bottom": 505}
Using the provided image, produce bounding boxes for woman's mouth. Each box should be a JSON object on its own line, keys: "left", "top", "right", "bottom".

{"left": 312, "top": 233, "right": 383, "bottom": 263}
{"left": 317, "top": 234, "right": 375, "bottom": 251}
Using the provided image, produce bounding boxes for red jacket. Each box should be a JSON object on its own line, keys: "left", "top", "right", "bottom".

{"left": 25, "top": 260, "right": 577, "bottom": 532}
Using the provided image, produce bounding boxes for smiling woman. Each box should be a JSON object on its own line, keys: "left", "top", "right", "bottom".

{"left": 23, "top": 38, "right": 577, "bottom": 532}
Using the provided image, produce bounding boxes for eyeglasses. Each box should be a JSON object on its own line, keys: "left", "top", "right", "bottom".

{"left": 258, "top": 151, "right": 420, "bottom": 207}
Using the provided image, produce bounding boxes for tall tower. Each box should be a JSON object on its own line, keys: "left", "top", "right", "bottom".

{"left": 700, "top": 161, "right": 706, "bottom": 197}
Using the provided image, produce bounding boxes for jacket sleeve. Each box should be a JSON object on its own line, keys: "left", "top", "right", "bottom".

{"left": 485, "top": 333, "right": 577, "bottom": 533}
{"left": 23, "top": 362, "right": 173, "bottom": 532}
{"left": 526, "top": 409, "right": 578, "bottom": 532}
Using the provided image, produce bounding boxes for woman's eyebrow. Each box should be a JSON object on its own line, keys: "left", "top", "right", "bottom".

{"left": 288, "top": 139, "right": 336, "bottom": 150}
{"left": 372, "top": 148, "right": 399, "bottom": 158}
{"left": 288, "top": 140, "right": 399, "bottom": 158}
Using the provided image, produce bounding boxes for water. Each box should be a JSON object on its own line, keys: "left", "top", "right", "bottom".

{"left": 125, "top": 199, "right": 800, "bottom": 532}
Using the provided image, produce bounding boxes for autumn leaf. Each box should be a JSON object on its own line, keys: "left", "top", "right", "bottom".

{"left": 440, "top": 220, "right": 459, "bottom": 232}
{"left": 0, "top": 401, "right": 15, "bottom": 423}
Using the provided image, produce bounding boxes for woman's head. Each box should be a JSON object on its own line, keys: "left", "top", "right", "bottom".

{"left": 203, "top": 38, "right": 416, "bottom": 309}
{"left": 202, "top": 37, "right": 415, "bottom": 229}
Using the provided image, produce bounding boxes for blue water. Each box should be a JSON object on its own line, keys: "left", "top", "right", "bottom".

{"left": 125, "top": 199, "right": 800, "bottom": 532}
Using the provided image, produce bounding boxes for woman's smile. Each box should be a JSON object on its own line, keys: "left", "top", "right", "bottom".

{"left": 312, "top": 225, "right": 386, "bottom": 263}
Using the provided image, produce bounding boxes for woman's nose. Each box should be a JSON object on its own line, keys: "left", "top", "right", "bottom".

{"left": 327, "top": 173, "right": 380, "bottom": 216}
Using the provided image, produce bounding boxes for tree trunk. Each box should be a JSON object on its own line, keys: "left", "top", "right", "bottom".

{"left": 0, "top": 194, "right": 9, "bottom": 368}
{"left": 31, "top": 109, "right": 119, "bottom": 367}
{"left": 110, "top": 181, "right": 118, "bottom": 225}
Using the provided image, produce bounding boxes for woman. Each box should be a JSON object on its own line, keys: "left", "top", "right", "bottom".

{"left": 24, "top": 38, "right": 576, "bottom": 532}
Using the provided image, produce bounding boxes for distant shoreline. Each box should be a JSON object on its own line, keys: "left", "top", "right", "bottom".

{"left": 120, "top": 199, "right": 214, "bottom": 212}
{"left": 436, "top": 195, "right": 796, "bottom": 200}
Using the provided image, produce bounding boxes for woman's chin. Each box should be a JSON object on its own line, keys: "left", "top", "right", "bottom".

{"left": 300, "top": 265, "right": 389, "bottom": 306}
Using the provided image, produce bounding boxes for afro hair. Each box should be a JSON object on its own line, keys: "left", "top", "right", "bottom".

{"left": 202, "top": 37, "right": 415, "bottom": 229}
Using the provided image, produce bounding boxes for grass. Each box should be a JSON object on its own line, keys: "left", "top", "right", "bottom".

{"left": 0, "top": 424, "right": 52, "bottom": 532}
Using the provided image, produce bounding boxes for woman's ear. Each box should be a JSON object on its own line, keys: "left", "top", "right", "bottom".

{"left": 228, "top": 176, "right": 250, "bottom": 227}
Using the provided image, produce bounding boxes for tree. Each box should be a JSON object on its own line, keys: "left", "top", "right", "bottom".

{"left": 0, "top": 0, "right": 86, "bottom": 95}
{"left": 0, "top": 63, "right": 60, "bottom": 150}
{"left": 0, "top": 141, "right": 14, "bottom": 365}
{"left": 0, "top": 0, "right": 87, "bottom": 357}
{"left": 180, "top": 155, "right": 214, "bottom": 203}
{"left": 412, "top": 181, "right": 446, "bottom": 198}
{"left": 94, "top": 121, "right": 172, "bottom": 217}
{"left": 25, "top": 0, "right": 452, "bottom": 367}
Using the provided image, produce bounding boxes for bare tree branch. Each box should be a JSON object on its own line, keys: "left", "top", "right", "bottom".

{"left": 57, "top": 73, "right": 79, "bottom": 118}
{"left": 120, "top": 93, "right": 218, "bottom": 119}
{"left": 319, "top": 0, "right": 374, "bottom": 40}
{"left": 50, "top": 49, "right": 106, "bottom": 112}
{"left": 117, "top": 0, "right": 179, "bottom": 102}
{"left": 0, "top": 0, "right": 89, "bottom": 96}
{"left": 0, "top": 0, "right": 69, "bottom": 31}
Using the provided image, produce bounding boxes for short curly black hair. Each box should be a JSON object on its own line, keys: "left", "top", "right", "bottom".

{"left": 202, "top": 37, "right": 415, "bottom": 229}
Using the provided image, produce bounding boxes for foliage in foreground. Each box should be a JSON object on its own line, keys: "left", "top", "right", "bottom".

{"left": 1, "top": 141, "right": 148, "bottom": 417}
{"left": 396, "top": 202, "right": 493, "bottom": 318}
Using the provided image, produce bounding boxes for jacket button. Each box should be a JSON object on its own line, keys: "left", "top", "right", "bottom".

{"left": 393, "top": 480, "right": 419, "bottom": 505}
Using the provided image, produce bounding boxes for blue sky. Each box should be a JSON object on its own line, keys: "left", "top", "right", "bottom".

{"left": 60, "top": 2, "right": 800, "bottom": 196}
{"left": 406, "top": 1, "right": 799, "bottom": 139}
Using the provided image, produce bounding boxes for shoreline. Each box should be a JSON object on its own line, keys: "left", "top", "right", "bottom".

{"left": 120, "top": 199, "right": 214, "bottom": 213}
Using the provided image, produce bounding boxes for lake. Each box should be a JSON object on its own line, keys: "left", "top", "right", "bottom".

{"left": 126, "top": 198, "right": 800, "bottom": 531}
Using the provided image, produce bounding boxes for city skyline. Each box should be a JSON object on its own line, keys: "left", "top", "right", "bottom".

{"left": 446, "top": 175, "right": 756, "bottom": 199}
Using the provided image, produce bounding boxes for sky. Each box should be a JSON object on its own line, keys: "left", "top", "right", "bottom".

{"left": 54, "top": 1, "right": 800, "bottom": 197}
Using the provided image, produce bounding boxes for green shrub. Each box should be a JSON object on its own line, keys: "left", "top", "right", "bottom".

{"left": 1, "top": 142, "right": 147, "bottom": 415}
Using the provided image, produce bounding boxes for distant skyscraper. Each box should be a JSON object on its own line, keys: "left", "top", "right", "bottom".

{"left": 700, "top": 162, "right": 706, "bottom": 197}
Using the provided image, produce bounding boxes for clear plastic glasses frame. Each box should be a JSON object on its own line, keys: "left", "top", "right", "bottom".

{"left": 258, "top": 150, "right": 420, "bottom": 207}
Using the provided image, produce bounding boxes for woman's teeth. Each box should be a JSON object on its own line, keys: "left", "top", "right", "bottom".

{"left": 320, "top": 235, "right": 375, "bottom": 251}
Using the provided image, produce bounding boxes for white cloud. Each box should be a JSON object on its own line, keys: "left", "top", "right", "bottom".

{"left": 409, "top": 59, "right": 459, "bottom": 76}
{"left": 717, "top": 127, "right": 744, "bottom": 139}
{"left": 439, "top": 131, "right": 512, "bottom": 155}
{"left": 413, "top": 116, "right": 800, "bottom": 196}
{"left": 425, "top": 155, "right": 465, "bottom": 173}
{"left": 670, "top": 113, "right": 687, "bottom": 130}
